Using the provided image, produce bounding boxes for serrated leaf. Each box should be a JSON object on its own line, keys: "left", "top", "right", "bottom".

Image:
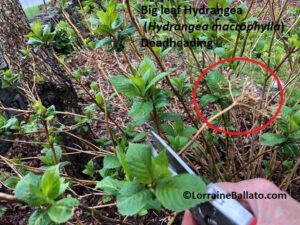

{"left": 97, "top": 1, "right": 118, "bottom": 26}
{"left": 43, "top": 24, "right": 51, "bottom": 36}
{"left": 4, "top": 176, "right": 20, "bottom": 189}
{"left": 27, "top": 37, "right": 44, "bottom": 48}
{"left": 95, "top": 37, "right": 112, "bottom": 49}
{"left": 280, "top": 106, "right": 294, "bottom": 116}
{"left": 166, "top": 135, "right": 189, "bottom": 151}
{"left": 105, "top": 1, "right": 118, "bottom": 25}
{"left": 280, "top": 143, "right": 298, "bottom": 158}
{"left": 152, "top": 151, "right": 172, "bottom": 181}
{"left": 155, "top": 174, "right": 207, "bottom": 212}
{"left": 153, "top": 91, "right": 169, "bottom": 109}
{"left": 93, "top": 25, "right": 114, "bottom": 35}
{"left": 116, "top": 146, "right": 132, "bottom": 180}
{"left": 126, "top": 143, "right": 153, "bottom": 184}
{"left": 118, "top": 24, "right": 136, "bottom": 40}
{"left": 28, "top": 209, "right": 53, "bottom": 225}
{"left": 162, "top": 124, "right": 175, "bottom": 136}
{"left": 138, "top": 57, "right": 156, "bottom": 82}
{"left": 99, "top": 168, "right": 119, "bottom": 178}
{"left": 130, "top": 75, "right": 145, "bottom": 94}
{"left": 200, "top": 94, "right": 219, "bottom": 107}
{"left": 41, "top": 165, "right": 61, "bottom": 200}
{"left": 206, "top": 71, "right": 226, "bottom": 91}
{"left": 47, "top": 197, "right": 79, "bottom": 223}
{"left": 15, "top": 173, "right": 44, "bottom": 206}
{"left": 159, "top": 112, "right": 182, "bottom": 122}
{"left": 96, "top": 176, "right": 128, "bottom": 195}
{"left": 261, "top": 133, "right": 287, "bottom": 146}
{"left": 117, "top": 183, "right": 152, "bottom": 216}
{"left": 31, "top": 22, "right": 43, "bottom": 38}
{"left": 129, "top": 99, "right": 153, "bottom": 125}
{"left": 103, "top": 155, "right": 121, "bottom": 169}
{"left": 1, "top": 117, "right": 19, "bottom": 130}
{"left": 109, "top": 75, "right": 140, "bottom": 97}
{"left": 145, "top": 68, "right": 176, "bottom": 92}
{"left": 181, "top": 127, "right": 197, "bottom": 137}
{"left": 58, "top": 178, "right": 69, "bottom": 196}
{"left": 132, "top": 132, "right": 148, "bottom": 142}
{"left": 144, "top": 198, "right": 162, "bottom": 211}
{"left": 290, "top": 130, "right": 300, "bottom": 140}
{"left": 87, "top": 16, "right": 100, "bottom": 26}
{"left": 40, "top": 145, "right": 62, "bottom": 166}
{"left": 82, "top": 160, "right": 95, "bottom": 176}
{"left": 45, "top": 105, "right": 56, "bottom": 121}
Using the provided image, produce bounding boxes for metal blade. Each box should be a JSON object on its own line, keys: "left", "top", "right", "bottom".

{"left": 151, "top": 131, "right": 195, "bottom": 175}
{"left": 152, "top": 131, "right": 256, "bottom": 225}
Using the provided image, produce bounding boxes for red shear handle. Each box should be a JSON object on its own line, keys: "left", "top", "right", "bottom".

{"left": 249, "top": 218, "right": 257, "bottom": 225}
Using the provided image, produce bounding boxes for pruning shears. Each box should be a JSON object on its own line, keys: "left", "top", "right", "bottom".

{"left": 150, "top": 131, "right": 257, "bottom": 225}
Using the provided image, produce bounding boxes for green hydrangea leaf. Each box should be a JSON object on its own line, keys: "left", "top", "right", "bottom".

{"left": 15, "top": 173, "right": 44, "bottom": 206}
{"left": 41, "top": 165, "right": 61, "bottom": 200}
{"left": 47, "top": 197, "right": 79, "bottom": 223}
{"left": 261, "top": 133, "right": 287, "bottom": 146}
{"left": 155, "top": 174, "right": 207, "bottom": 212}
{"left": 126, "top": 143, "right": 153, "bottom": 184}
{"left": 28, "top": 209, "right": 53, "bottom": 225}
{"left": 117, "top": 183, "right": 152, "bottom": 216}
